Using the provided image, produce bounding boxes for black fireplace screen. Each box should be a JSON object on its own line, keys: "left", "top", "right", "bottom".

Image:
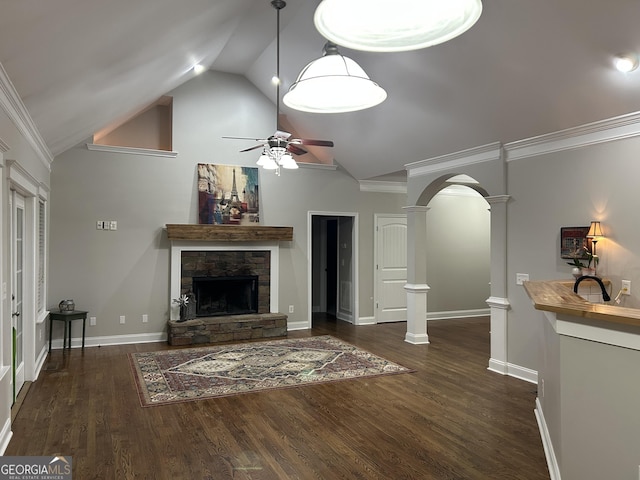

{"left": 193, "top": 275, "right": 259, "bottom": 317}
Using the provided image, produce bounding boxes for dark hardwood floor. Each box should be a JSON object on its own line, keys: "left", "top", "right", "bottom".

{"left": 7, "top": 316, "right": 549, "bottom": 479}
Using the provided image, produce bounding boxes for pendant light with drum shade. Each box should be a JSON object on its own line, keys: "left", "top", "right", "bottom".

{"left": 283, "top": 41, "right": 387, "bottom": 113}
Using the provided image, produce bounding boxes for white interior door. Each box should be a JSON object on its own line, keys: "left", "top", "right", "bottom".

{"left": 375, "top": 214, "right": 407, "bottom": 323}
{"left": 11, "top": 192, "right": 25, "bottom": 401}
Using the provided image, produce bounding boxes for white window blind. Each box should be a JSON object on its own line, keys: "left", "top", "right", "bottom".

{"left": 37, "top": 199, "right": 46, "bottom": 312}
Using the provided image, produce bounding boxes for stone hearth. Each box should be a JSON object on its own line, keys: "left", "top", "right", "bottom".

{"left": 168, "top": 313, "right": 287, "bottom": 346}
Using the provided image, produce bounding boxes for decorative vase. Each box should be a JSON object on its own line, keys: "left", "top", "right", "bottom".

{"left": 571, "top": 267, "right": 582, "bottom": 279}
{"left": 58, "top": 299, "right": 75, "bottom": 312}
{"left": 177, "top": 305, "right": 187, "bottom": 322}
{"left": 581, "top": 268, "right": 596, "bottom": 277}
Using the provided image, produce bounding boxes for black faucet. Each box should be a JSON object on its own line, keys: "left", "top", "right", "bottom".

{"left": 573, "top": 275, "right": 611, "bottom": 302}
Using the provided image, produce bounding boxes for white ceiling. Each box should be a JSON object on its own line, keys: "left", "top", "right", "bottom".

{"left": 2, "top": 0, "right": 640, "bottom": 180}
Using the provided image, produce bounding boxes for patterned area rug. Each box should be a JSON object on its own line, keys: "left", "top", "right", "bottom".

{"left": 129, "top": 335, "right": 413, "bottom": 407}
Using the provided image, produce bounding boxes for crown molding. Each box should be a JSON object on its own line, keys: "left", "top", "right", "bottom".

{"left": 0, "top": 62, "right": 53, "bottom": 170}
{"left": 86, "top": 143, "right": 179, "bottom": 157}
{"left": 505, "top": 111, "right": 640, "bottom": 162}
{"left": 406, "top": 142, "right": 502, "bottom": 178}
{"left": 298, "top": 162, "right": 338, "bottom": 171}
{"left": 359, "top": 180, "right": 407, "bottom": 194}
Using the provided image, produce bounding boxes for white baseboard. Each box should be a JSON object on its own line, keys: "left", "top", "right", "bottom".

{"left": 49, "top": 332, "right": 167, "bottom": 349}
{"left": 488, "top": 358, "right": 508, "bottom": 375}
{"left": 488, "top": 358, "right": 538, "bottom": 384}
{"left": 508, "top": 363, "right": 538, "bottom": 383}
{"left": 356, "top": 316, "right": 376, "bottom": 326}
{"left": 287, "top": 321, "right": 310, "bottom": 331}
{"left": 535, "top": 398, "right": 561, "bottom": 480}
{"left": 358, "top": 309, "right": 490, "bottom": 326}
{"left": 427, "top": 308, "right": 490, "bottom": 321}
{"left": 0, "top": 417, "right": 12, "bottom": 455}
{"left": 33, "top": 345, "right": 48, "bottom": 379}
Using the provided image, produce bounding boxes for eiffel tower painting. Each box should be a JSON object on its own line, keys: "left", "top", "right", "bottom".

{"left": 197, "top": 163, "right": 260, "bottom": 225}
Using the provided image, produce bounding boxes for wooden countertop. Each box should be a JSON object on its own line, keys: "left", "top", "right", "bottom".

{"left": 523, "top": 279, "right": 640, "bottom": 328}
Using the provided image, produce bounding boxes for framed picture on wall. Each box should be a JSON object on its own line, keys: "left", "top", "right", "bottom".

{"left": 560, "top": 226, "right": 591, "bottom": 259}
{"left": 197, "top": 164, "right": 260, "bottom": 225}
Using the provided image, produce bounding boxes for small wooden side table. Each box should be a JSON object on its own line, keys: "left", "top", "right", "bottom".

{"left": 49, "top": 310, "right": 88, "bottom": 351}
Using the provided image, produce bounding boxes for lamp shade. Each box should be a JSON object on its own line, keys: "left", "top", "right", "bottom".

{"left": 314, "top": 0, "right": 483, "bottom": 52}
{"left": 283, "top": 42, "right": 387, "bottom": 113}
{"left": 279, "top": 153, "right": 299, "bottom": 169}
{"left": 587, "top": 221, "right": 604, "bottom": 238}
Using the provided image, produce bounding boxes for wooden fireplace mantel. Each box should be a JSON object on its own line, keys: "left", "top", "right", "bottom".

{"left": 165, "top": 224, "right": 293, "bottom": 242}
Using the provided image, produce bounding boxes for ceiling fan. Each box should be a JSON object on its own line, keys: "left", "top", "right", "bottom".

{"left": 223, "top": 0, "right": 334, "bottom": 172}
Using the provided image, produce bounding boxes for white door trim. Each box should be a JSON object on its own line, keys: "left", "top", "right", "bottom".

{"left": 307, "top": 211, "right": 359, "bottom": 328}
{"left": 374, "top": 213, "right": 408, "bottom": 323}
{"left": 7, "top": 160, "right": 39, "bottom": 386}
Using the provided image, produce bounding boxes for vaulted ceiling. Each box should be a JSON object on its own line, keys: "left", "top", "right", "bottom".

{"left": 2, "top": 0, "right": 640, "bottom": 180}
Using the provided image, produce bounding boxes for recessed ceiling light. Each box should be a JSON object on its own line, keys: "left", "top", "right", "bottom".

{"left": 314, "top": 0, "right": 483, "bottom": 52}
{"left": 193, "top": 64, "right": 206, "bottom": 75}
{"left": 614, "top": 54, "right": 638, "bottom": 73}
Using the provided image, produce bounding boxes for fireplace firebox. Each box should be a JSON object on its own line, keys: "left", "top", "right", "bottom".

{"left": 193, "top": 275, "right": 259, "bottom": 317}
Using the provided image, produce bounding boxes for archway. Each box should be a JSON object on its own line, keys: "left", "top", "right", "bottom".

{"left": 404, "top": 144, "right": 510, "bottom": 374}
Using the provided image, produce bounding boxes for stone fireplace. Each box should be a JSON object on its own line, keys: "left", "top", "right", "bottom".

{"left": 181, "top": 250, "right": 270, "bottom": 315}
{"left": 166, "top": 224, "right": 293, "bottom": 345}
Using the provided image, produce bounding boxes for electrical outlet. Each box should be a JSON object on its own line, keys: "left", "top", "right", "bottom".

{"left": 288, "top": 305, "right": 294, "bottom": 313}
{"left": 142, "top": 314, "right": 148, "bottom": 323}
{"left": 110, "top": 220, "right": 117, "bottom": 230}
{"left": 622, "top": 280, "right": 631, "bottom": 295}
{"left": 90, "top": 316, "right": 97, "bottom": 326}
{"left": 516, "top": 273, "right": 530, "bottom": 285}
{"left": 120, "top": 315, "right": 126, "bottom": 324}
{"left": 96, "top": 221, "right": 103, "bottom": 230}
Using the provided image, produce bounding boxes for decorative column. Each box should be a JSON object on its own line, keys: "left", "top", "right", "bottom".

{"left": 485, "top": 195, "right": 510, "bottom": 374}
{"left": 403, "top": 205, "right": 430, "bottom": 344}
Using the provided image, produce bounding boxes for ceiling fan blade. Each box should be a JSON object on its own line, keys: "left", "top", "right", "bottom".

{"left": 223, "top": 136, "right": 268, "bottom": 142}
{"left": 239, "top": 144, "right": 265, "bottom": 153}
{"left": 287, "top": 144, "right": 308, "bottom": 156}
{"left": 274, "top": 130, "right": 292, "bottom": 139}
{"left": 291, "top": 138, "right": 334, "bottom": 147}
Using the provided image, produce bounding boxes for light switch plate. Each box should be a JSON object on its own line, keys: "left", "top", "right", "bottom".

{"left": 516, "top": 273, "right": 530, "bottom": 285}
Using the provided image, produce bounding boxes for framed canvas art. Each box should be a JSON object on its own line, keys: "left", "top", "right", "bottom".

{"left": 197, "top": 164, "right": 260, "bottom": 225}
{"left": 560, "top": 226, "right": 591, "bottom": 259}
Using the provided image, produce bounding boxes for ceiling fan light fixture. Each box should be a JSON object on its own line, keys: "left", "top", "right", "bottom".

{"left": 261, "top": 157, "right": 280, "bottom": 170}
{"left": 256, "top": 151, "right": 272, "bottom": 167}
{"left": 283, "top": 42, "right": 387, "bottom": 113}
{"left": 314, "top": 0, "right": 482, "bottom": 52}
{"left": 279, "top": 153, "right": 299, "bottom": 169}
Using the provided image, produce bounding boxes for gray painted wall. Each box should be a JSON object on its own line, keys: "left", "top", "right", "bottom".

{"left": 426, "top": 187, "right": 490, "bottom": 313}
{"left": 49, "top": 71, "right": 491, "bottom": 341}
{"left": 507, "top": 134, "right": 640, "bottom": 370}
{"left": 49, "top": 71, "right": 412, "bottom": 339}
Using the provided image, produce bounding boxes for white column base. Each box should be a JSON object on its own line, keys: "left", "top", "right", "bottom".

{"left": 405, "top": 283, "right": 430, "bottom": 345}
{"left": 486, "top": 296, "right": 510, "bottom": 373}
{"left": 405, "top": 331, "right": 430, "bottom": 344}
